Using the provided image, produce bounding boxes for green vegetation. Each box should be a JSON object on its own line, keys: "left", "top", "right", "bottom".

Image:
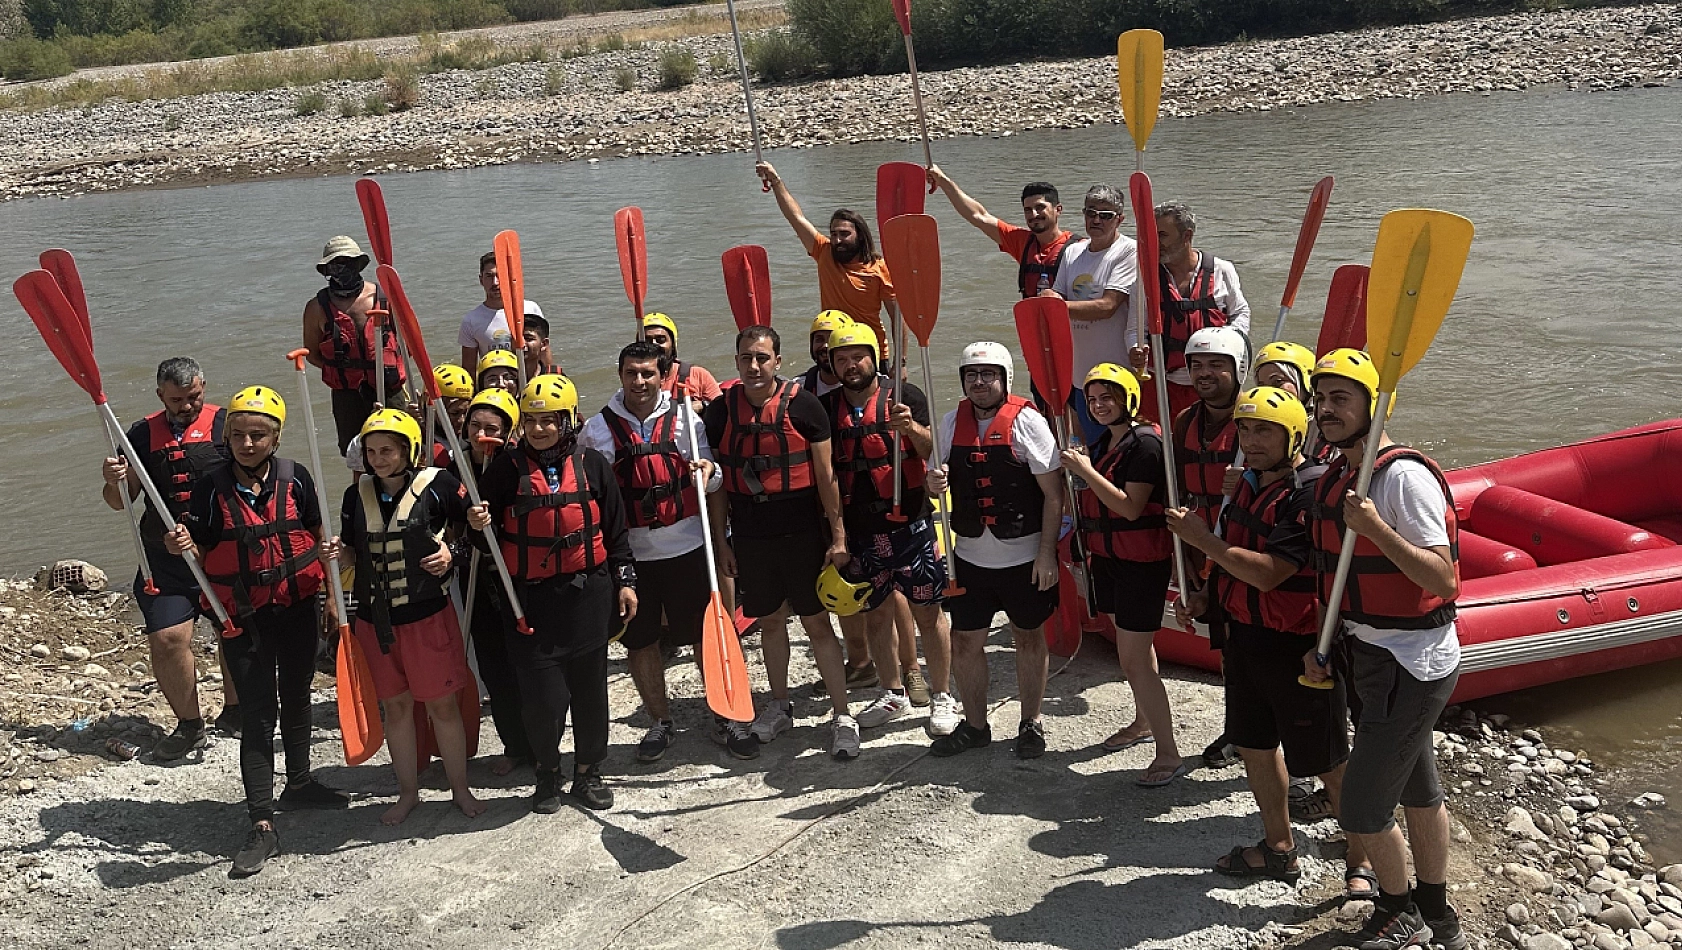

{"left": 611, "top": 62, "right": 634, "bottom": 92}
{"left": 654, "top": 46, "right": 695, "bottom": 89}
{"left": 294, "top": 88, "right": 324, "bottom": 113}
{"left": 744, "top": 28, "right": 817, "bottom": 82}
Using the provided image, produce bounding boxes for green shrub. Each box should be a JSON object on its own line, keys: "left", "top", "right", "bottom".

{"left": 363, "top": 92, "right": 388, "bottom": 114}
{"left": 786, "top": 0, "right": 899, "bottom": 75}
{"left": 654, "top": 47, "right": 696, "bottom": 89}
{"left": 544, "top": 64, "right": 566, "bottom": 93}
{"left": 611, "top": 64, "right": 635, "bottom": 92}
{"left": 295, "top": 90, "right": 326, "bottom": 114}
{"left": 338, "top": 95, "right": 360, "bottom": 117}
{"left": 597, "top": 32, "right": 627, "bottom": 53}
{"left": 707, "top": 52, "right": 731, "bottom": 75}
{"left": 503, "top": 0, "right": 571, "bottom": 20}
{"left": 384, "top": 66, "right": 421, "bottom": 109}
{"left": 746, "top": 29, "right": 819, "bottom": 83}
{"left": 0, "top": 36, "right": 75, "bottom": 80}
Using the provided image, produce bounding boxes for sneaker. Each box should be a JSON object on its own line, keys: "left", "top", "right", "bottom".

{"left": 829, "top": 714, "right": 861, "bottom": 760}
{"left": 531, "top": 768, "right": 563, "bottom": 814}
{"left": 230, "top": 824, "right": 279, "bottom": 877}
{"left": 925, "top": 692, "right": 961, "bottom": 737}
{"left": 813, "top": 662, "right": 878, "bottom": 696}
{"left": 750, "top": 701, "right": 792, "bottom": 744}
{"left": 1016, "top": 720, "right": 1047, "bottom": 759}
{"left": 1421, "top": 907, "right": 1468, "bottom": 950}
{"left": 278, "top": 775, "right": 350, "bottom": 809}
{"left": 1203, "top": 734, "right": 1241, "bottom": 768}
{"left": 1355, "top": 903, "right": 1433, "bottom": 950}
{"left": 213, "top": 706, "right": 242, "bottom": 738}
{"left": 856, "top": 690, "right": 911, "bottom": 728}
{"left": 904, "top": 667, "right": 932, "bottom": 707}
{"left": 636, "top": 720, "right": 676, "bottom": 763}
{"left": 930, "top": 721, "right": 991, "bottom": 756}
{"left": 570, "top": 765, "right": 613, "bottom": 810}
{"left": 712, "top": 717, "right": 761, "bottom": 760}
{"left": 152, "top": 720, "right": 206, "bottom": 761}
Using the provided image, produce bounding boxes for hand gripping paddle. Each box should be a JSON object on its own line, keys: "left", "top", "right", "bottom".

{"left": 721, "top": 244, "right": 772, "bottom": 330}
{"left": 492, "top": 229, "right": 527, "bottom": 388}
{"left": 615, "top": 207, "right": 649, "bottom": 342}
{"left": 1301, "top": 209, "right": 1474, "bottom": 689}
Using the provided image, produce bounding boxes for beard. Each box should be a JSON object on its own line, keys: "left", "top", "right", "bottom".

{"left": 830, "top": 240, "right": 862, "bottom": 265}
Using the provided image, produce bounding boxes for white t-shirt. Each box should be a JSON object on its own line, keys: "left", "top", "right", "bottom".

{"left": 1052, "top": 235, "right": 1138, "bottom": 385}
{"left": 577, "top": 389, "right": 721, "bottom": 563}
{"left": 1345, "top": 458, "right": 1460, "bottom": 682}
{"left": 936, "top": 403, "right": 1061, "bottom": 569}
{"left": 458, "top": 299, "right": 544, "bottom": 356}
{"left": 1147, "top": 254, "right": 1253, "bottom": 386}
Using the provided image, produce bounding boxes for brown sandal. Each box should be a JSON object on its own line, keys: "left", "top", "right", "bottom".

{"left": 1214, "top": 839, "right": 1301, "bottom": 884}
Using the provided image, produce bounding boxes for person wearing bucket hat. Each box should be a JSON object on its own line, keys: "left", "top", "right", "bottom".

{"left": 301, "top": 235, "right": 409, "bottom": 453}
{"left": 641, "top": 313, "right": 722, "bottom": 411}
{"left": 459, "top": 250, "right": 547, "bottom": 375}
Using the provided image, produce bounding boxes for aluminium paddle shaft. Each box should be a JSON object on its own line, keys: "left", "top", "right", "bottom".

{"left": 103, "top": 415, "right": 158, "bottom": 596}
{"left": 722, "top": 0, "right": 764, "bottom": 169}
{"left": 285, "top": 351, "right": 353, "bottom": 642}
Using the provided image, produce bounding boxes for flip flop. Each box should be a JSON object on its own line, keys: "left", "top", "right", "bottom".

{"left": 1136, "top": 759, "right": 1192, "bottom": 788}
{"left": 1101, "top": 729, "right": 1155, "bottom": 752}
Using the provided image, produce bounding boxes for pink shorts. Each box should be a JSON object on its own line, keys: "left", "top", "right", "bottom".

{"left": 354, "top": 609, "right": 471, "bottom": 704}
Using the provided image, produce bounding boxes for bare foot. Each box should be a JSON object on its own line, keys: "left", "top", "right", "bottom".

{"left": 381, "top": 793, "right": 421, "bottom": 825}
{"left": 489, "top": 755, "right": 515, "bottom": 777}
{"left": 453, "top": 790, "right": 488, "bottom": 818}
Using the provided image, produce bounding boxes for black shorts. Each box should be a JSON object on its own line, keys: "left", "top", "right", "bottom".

{"left": 1223, "top": 621, "right": 1350, "bottom": 778}
{"left": 1090, "top": 555, "right": 1172, "bottom": 633}
{"left": 133, "top": 553, "right": 205, "bottom": 634}
{"left": 621, "top": 547, "right": 711, "bottom": 652}
{"left": 847, "top": 517, "right": 949, "bottom": 611}
{"left": 1340, "top": 637, "right": 1459, "bottom": 835}
{"left": 945, "top": 556, "right": 1058, "bottom": 632}
{"left": 735, "top": 529, "right": 827, "bottom": 620}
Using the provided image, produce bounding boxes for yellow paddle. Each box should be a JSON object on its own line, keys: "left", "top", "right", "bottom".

{"left": 1116, "top": 28, "right": 1163, "bottom": 379}
{"left": 1301, "top": 209, "right": 1474, "bottom": 688}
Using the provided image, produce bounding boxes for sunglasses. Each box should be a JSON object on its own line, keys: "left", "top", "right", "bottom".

{"left": 1083, "top": 208, "right": 1120, "bottom": 221}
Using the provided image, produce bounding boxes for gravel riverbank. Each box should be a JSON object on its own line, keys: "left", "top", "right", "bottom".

{"left": 1, "top": 3, "right": 1678, "bottom": 202}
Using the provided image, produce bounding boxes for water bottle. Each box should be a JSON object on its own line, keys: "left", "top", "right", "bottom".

{"left": 1037, "top": 273, "right": 1051, "bottom": 294}
{"left": 1068, "top": 433, "right": 1089, "bottom": 491}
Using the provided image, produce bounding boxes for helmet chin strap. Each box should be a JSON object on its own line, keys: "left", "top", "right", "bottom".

{"left": 234, "top": 455, "right": 272, "bottom": 482}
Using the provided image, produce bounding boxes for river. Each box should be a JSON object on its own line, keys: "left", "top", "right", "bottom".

{"left": 2, "top": 83, "right": 1679, "bottom": 856}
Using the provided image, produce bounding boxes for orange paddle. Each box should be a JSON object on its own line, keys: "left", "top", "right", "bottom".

{"left": 683, "top": 384, "right": 753, "bottom": 721}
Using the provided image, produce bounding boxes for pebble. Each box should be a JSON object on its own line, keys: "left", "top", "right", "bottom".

{"left": 1569, "top": 796, "right": 1604, "bottom": 812}
{"left": 1528, "top": 935, "right": 1574, "bottom": 950}
{"left": 1661, "top": 867, "right": 1682, "bottom": 889}
{"left": 28, "top": 642, "right": 50, "bottom": 658}
{"left": 60, "top": 645, "right": 91, "bottom": 662}
{"left": 1512, "top": 903, "right": 1536, "bottom": 925}
{"left": 1631, "top": 793, "right": 1668, "bottom": 809}
{"left": 1507, "top": 863, "right": 1559, "bottom": 893}
{"left": 1601, "top": 903, "right": 1644, "bottom": 933}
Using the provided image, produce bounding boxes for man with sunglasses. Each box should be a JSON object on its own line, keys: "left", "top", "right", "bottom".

{"left": 1039, "top": 186, "right": 1137, "bottom": 444}
{"left": 300, "top": 236, "right": 408, "bottom": 452}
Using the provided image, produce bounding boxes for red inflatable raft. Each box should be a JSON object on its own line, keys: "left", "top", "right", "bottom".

{"left": 1146, "top": 420, "right": 1682, "bottom": 703}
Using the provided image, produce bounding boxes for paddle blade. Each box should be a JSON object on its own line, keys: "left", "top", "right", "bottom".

{"left": 376, "top": 264, "right": 437, "bottom": 397}
{"left": 876, "top": 162, "right": 926, "bottom": 233}
{"left": 1130, "top": 172, "right": 1164, "bottom": 336}
{"left": 1116, "top": 29, "right": 1164, "bottom": 153}
{"left": 701, "top": 592, "right": 754, "bottom": 721}
{"left": 38, "top": 249, "right": 90, "bottom": 344}
{"left": 614, "top": 206, "right": 648, "bottom": 315}
{"left": 1318, "top": 264, "right": 1369, "bottom": 355}
{"left": 1044, "top": 561, "right": 1083, "bottom": 657}
{"left": 890, "top": 0, "right": 911, "bottom": 34}
{"left": 1281, "top": 176, "right": 1334, "bottom": 310}
{"left": 493, "top": 229, "right": 525, "bottom": 348}
{"left": 15, "top": 269, "right": 104, "bottom": 402}
{"left": 1012, "top": 297, "right": 1074, "bottom": 400}
{"left": 355, "top": 178, "right": 394, "bottom": 266}
{"left": 336, "top": 626, "right": 384, "bottom": 766}
{"left": 721, "top": 244, "right": 772, "bottom": 330}
{"left": 881, "top": 214, "right": 941, "bottom": 346}
{"left": 1365, "top": 209, "right": 1474, "bottom": 389}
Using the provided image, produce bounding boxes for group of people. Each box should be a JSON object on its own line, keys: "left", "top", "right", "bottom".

{"left": 92, "top": 164, "right": 1465, "bottom": 950}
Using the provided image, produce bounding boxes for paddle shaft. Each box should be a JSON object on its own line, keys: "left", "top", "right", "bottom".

{"left": 104, "top": 412, "right": 157, "bottom": 595}
{"left": 1147, "top": 334, "right": 1191, "bottom": 599}
{"left": 902, "top": 35, "right": 933, "bottom": 170}
{"left": 1050, "top": 413, "right": 1100, "bottom": 617}
{"left": 1309, "top": 392, "right": 1395, "bottom": 672}
{"left": 287, "top": 357, "right": 352, "bottom": 640}
{"left": 915, "top": 345, "right": 961, "bottom": 591}
{"left": 889, "top": 312, "right": 906, "bottom": 516}
{"left": 434, "top": 414, "right": 530, "bottom": 632}
{"left": 684, "top": 386, "right": 750, "bottom": 716}
{"left": 722, "top": 0, "right": 767, "bottom": 189}
{"left": 373, "top": 316, "right": 387, "bottom": 410}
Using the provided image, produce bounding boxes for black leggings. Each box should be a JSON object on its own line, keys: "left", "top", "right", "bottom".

{"left": 502, "top": 571, "right": 614, "bottom": 774}
{"left": 221, "top": 600, "right": 319, "bottom": 824}
{"left": 465, "top": 566, "right": 531, "bottom": 760}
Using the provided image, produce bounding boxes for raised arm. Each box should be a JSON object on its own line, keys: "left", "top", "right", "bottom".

{"left": 927, "top": 164, "right": 1005, "bottom": 245}
{"left": 756, "top": 161, "right": 821, "bottom": 255}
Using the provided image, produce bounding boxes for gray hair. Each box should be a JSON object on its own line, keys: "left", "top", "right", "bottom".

{"left": 1084, "top": 184, "right": 1125, "bottom": 209}
{"left": 156, "top": 357, "right": 204, "bottom": 389}
{"left": 1155, "top": 201, "right": 1196, "bottom": 234}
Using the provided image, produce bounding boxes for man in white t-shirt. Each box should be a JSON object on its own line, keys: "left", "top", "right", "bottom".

{"left": 923, "top": 343, "right": 1064, "bottom": 760}
{"left": 1042, "top": 184, "right": 1137, "bottom": 444}
{"left": 1302, "top": 348, "right": 1466, "bottom": 950}
{"left": 459, "top": 251, "right": 545, "bottom": 372}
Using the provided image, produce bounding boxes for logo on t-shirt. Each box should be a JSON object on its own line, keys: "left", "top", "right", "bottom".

{"left": 1070, "top": 273, "right": 1099, "bottom": 298}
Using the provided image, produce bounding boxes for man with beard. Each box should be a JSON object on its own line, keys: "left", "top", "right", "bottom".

{"left": 641, "top": 312, "right": 723, "bottom": 411}
{"left": 100, "top": 357, "right": 239, "bottom": 758}
{"left": 756, "top": 162, "right": 899, "bottom": 359}
{"left": 1130, "top": 202, "right": 1252, "bottom": 424}
{"left": 926, "top": 167, "right": 1074, "bottom": 299}
{"left": 922, "top": 343, "right": 1063, "bottom": 758}
{"left": 1040, "top": 185, "right": 1137, "bottom": 444}
{"left": 301, "top": 236, "right": 408, "bottom": 452}
{"left": 797, "top": 310, "right": 853, "bottom": 397}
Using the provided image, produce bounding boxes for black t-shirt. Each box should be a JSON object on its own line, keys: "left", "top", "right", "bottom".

{"left": 340, "top": 469, "right": 471, "bottom": 625}
{"left": 826, "top": 378, "right": 933, "bottom": 537}
{"left": 475, "top": 443, "right": 635, "bottom": 574}
{"left": 1094, "top": 424, "right": 1168, "bottom": 507}
{"left": 183, "top": 457, "right": 323, "bottom": 548}
{"left": 702, "top": 383, "right": 833, "bottom": 540}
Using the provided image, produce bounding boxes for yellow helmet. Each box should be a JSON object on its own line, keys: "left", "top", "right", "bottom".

{"left": 1234, "top": 386, "right": 1308, "bottom": 456}
{"left": 433, "top": 363, "right": 474, "bottom": 400}
{"left": 359, "top": 408, "right": 424, "bottom": 466}
{"left": 642, "top": 312, "right": 678, "bottom": 344}
{"left": 810, "top": 309, "right": 854, "bottom": 336}
{"left": 467, "top": 388, "right": 520, "bottom": 431}
{"left": 519, "top": 373, "right": 578, "bottom": 419}
{"left": 1253, "top": 341, "right": 1316, "bottom": 399}
{"left": 476, "top": 348, "right": 520, "bottom": 380}
{"left": 1082, "top": 362, "right": 1141, "bottom": 418}
{"left": 815, "top": 563, "right": 873, "bottom": 617}
{"left": 228, "top": 385, "right": 286, "bottom": 428}
{"left": 1312, "top": 348, "right": 1381, "bottom": 417}
{"left": 826, "top": 323, "right": 879, "bottom": 363}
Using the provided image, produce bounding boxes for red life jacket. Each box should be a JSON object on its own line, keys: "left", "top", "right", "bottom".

{"left": 1309, "top": 445, "right": 1460, "bottom": 630}
{"left": 948, "top": 396, "right": 1045, "bottom": 540}
{"left": 1078, "top": 424, "right": 1172, "bottom": 562}
{"left": 1217, "top": 465, "right": 1323, "bottom": 635}
{"left": 498, "top": 450, "right": 608, "bottom": 581}
{"left": 1016, "top": 231, "right": 1072, "bottom": 298}
{"left": 431, "top": 440, "right": 452, "bottom": 469}
{"left": 660, "top": 362, "right": 694, "bottom": 395}
{"left": 199, "top": 458, "right": 324, "bottom": 625}
{"left": 1172, "top": 401, "right": 1238, "bottom": 525}
{"left": 830, "top": 381, "right": 926, "bottom": 514}
{"left": 140, "top": 404, "right": 225, "bottom": 540}
{"left": 716, "top": 381, "right": 814, "bottom": 502}
{"left": 1159, "top": 254, "right": 1231, "bottom": 374}
{"left": 314, "top": 287, "right": 407, "bottom": 392}
{"left": 601, "top": 401, "right": 697, "bottom": 530}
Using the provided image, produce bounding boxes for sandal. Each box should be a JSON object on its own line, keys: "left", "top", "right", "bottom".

{"left": 1135, "top": 758, "right": 1192, "bottom": 788}
{"left": 1101, "top": 727, "right": 1155, "bottom": 752}
{"left": 1213, "top": 839, "right": 1301, "bottom": 884}
{"left": 1344, "top": 865, "right": 1378, "bottom": 900}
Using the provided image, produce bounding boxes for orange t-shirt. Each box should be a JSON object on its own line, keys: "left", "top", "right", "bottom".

{"left": 810, "top": 234, "right": 894, "bottom": 346}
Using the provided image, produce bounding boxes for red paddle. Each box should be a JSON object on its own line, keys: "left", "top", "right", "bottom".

{"left": 1042, "top": 537, "right": 1083, "bottom": 657}
{"left": 1269, "top": 176, "right": 1334, "bottom": 341}
{"left": 683, "top": 382, "right": 754, "bottom": 720}
{"left": 1318, "top": 263, "right": 1370, "bottom": 355}
{"left": 356, "top": 179, "right": 394, "bottom": 266}
{"left": 876, "top": 162, "right": 927, "bottom": 233}
{"left": 492, "top": 229, "right": 527, "bottom": 387}
{"left": 721, "top": 244, "right": 772, "bottom": 330}
{"left": 615, "top": 206, "right": 649, "bottom": 342}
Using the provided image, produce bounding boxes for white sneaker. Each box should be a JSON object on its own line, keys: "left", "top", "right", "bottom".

{"left": 751, "top": 700, "right": 792, "bottom": 744}
{"left": 830, "top": 714, "right": 861, "bottom": 760}
{"left": 926, "top": 692, "right": 961, "bottom": 737}
{"left": 856, "top": 690, "right": 911, "bottom": 728}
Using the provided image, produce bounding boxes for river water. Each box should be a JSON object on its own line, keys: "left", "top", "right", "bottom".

{"left": 2, "top": 84, "right": 1678, "bottom": 855}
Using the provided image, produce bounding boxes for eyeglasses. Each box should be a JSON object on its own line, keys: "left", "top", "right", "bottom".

{"left": 961, "top": 369, "right": 1002, "bottom": 384}
{"left": 736, "top": 352, "right": 776, "bottom": 365}
{"left": 1083, "top": 209, "right": 1120, "bottom": 221}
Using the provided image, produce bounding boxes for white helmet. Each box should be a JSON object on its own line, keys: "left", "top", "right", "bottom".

{"left": 959, "top": 341, "right": 1013, "bottom": 393}
{"left": 1184, "top": 326, "right": 1251, "bottom": 381}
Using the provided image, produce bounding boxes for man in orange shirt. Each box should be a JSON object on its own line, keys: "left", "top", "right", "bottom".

{"left": 756, "top": 161, "right": 900, "bottom": 360}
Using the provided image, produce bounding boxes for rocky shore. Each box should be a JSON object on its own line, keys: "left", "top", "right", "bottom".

{"left": 1, "top": 3, "right": 1678, "bottom": 202}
